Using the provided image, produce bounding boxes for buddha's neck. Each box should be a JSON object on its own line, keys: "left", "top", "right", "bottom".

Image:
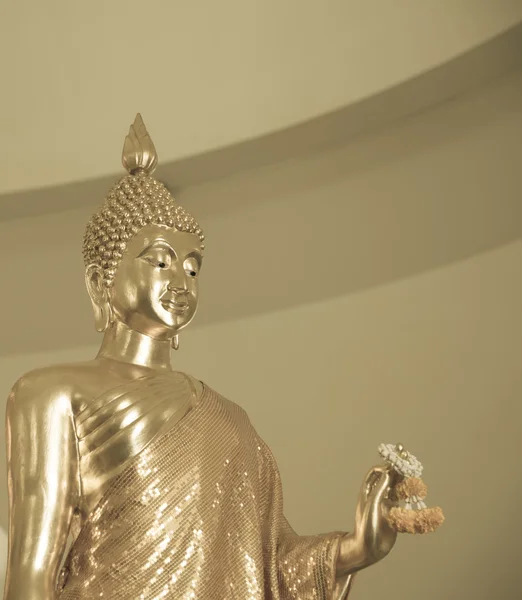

{"left": 96, "top": 320, "right": 172, "bottom": 371}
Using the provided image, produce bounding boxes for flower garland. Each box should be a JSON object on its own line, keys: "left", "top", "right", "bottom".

{"left": 378, "top": 443, "right": 445, "bottom": 534}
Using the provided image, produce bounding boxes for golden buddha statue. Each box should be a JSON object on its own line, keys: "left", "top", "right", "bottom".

{"left": 3, "top": 115, "right": 400, "bottom": 600}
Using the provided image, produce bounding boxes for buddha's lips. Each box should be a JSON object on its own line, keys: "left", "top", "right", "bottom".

{"left": 161, "top": 299, "right": 189, "bottom": 314}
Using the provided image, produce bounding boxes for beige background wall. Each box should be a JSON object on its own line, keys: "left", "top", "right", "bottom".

{"left": 1, "top": 64, "right": 522, "bottom": 598}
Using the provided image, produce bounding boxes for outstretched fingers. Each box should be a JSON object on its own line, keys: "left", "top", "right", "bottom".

{"left": 361, "top": 466, "right": 392, "bottom": 502}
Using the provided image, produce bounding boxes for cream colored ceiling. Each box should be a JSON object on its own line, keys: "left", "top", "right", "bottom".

{"left": 1, "top": 21, "right": 521, "bottom": 224}
{"left": 0, "top": 68, "right": 520, "bottom": 357}
{"left": 0, "top": 0, "right": 521, "bottom": 194}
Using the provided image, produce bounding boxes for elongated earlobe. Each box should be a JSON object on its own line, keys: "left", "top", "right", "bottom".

{"left": 85, "top": 264, "right": 113, "bottom": 333}
{"left": 171, "top": 334, "right": 179, "bottom": 350}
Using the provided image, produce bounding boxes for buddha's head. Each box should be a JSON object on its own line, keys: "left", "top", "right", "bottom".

{"left": 83, "top": 115, "right": 204, "bottom": 347}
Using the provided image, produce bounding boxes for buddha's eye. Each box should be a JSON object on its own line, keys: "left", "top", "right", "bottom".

{"left": 184, "top": 257, "right": 200, "bottom": 278}
{"left": 147, "top": 257, "right": 169, "bottom": 269}
{"left": 141, "top": 249, "right": 171, "bottom": 269}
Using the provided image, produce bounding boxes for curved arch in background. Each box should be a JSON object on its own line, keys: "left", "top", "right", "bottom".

{"left": 0, "top": 3, "right": 521, "bottom": 199}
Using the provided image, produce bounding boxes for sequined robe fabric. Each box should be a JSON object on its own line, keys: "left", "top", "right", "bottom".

{"left": 59, "top": 385, "right": 344, "bottom": 599}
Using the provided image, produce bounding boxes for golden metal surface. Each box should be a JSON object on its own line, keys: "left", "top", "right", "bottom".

{"left": 58, "top": 386, "right": 344, "bottom": 599}
{"left": 4, "top": 115, "right": 399, "bottom": 599}
{"left": 122, "top": 113, "right": 158, "bottom": 176}
{"left": 395, "top": 442, "right": 409, "bottom": 460}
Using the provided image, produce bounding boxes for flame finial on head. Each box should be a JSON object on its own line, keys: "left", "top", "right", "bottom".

{"left": 122, "top": 113, "right": 158, "bottom": 176}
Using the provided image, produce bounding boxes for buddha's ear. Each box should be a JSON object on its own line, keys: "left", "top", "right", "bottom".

{"left": 85, "top": 264, "right": 113, "bottom": 333}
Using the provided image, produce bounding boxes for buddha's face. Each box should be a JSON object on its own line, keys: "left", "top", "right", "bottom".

{"left": 109, "top": 224, "right": 202, "bottom": 340}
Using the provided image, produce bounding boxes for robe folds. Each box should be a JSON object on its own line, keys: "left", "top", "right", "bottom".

{"left": 59, "top": 385, "right": 347, "bottom": 599}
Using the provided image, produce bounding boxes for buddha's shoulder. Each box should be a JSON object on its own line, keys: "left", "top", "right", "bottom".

{"left": 9, "top": 362, "right": 205, "bottom": 412}
{"left": 207, "top": 387, "right": 252, "bottom": 425}
{"left": 7, "top": 361, "right": 110, "bottom": 408}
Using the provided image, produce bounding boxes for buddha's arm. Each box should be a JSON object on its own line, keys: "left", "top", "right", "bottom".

{"left": 4, "top": 373, "right": 79, "bottom": 600}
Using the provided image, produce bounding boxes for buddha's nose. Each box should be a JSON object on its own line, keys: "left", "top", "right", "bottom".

{"left": 167, "top": 282, "right": 188, "bottom": 295}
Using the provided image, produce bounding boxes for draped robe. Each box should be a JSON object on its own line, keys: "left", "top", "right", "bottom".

{"left": 58, "top": 383, "right": 348, "bottom": 599}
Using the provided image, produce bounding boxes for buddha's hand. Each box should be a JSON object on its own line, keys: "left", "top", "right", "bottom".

{"left": 336, "top": 466, "right": 399, "bottom": 577}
